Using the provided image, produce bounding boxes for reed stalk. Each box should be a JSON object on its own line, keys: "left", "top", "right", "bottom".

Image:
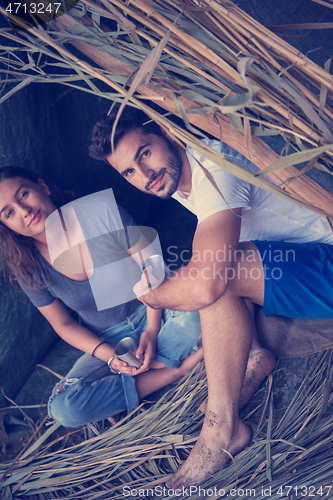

{"left": 1, "top": 5, "right": 333, "bottom": 492}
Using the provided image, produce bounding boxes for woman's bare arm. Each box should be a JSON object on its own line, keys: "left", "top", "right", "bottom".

{"left": 37, "top": 299, "right": 136, "bottom": 374}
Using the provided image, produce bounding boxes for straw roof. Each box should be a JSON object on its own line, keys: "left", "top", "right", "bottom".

{"left": 0, "top": 0, "right": 333, "bottom": 217}
{"left": 1, "top": 0, "right": 333, "bottom": 496}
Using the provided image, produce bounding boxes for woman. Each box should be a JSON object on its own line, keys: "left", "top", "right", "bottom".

{"left": 0, "top": 166, "right": 202, "bottom": 428}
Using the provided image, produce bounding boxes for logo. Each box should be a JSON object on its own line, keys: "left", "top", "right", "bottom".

{"left": 1, "top": 0, "right": 79, "bottom": 32}
{"left": 45, "top": 188, "right": 165, "bottom": 310}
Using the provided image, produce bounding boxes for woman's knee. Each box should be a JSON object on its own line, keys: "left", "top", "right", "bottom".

{"left": 48, "top": 380, "right": 88, "bottom": 428}
{"left": 155, "top": 311, "right": 202, "bottom": 366}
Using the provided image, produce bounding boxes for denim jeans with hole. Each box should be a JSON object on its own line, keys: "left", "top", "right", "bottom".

{"left": 48, "top": 304, "right": 201, "bottom": 428}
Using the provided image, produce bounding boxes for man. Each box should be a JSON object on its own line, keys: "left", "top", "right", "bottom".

{"left": 89, "top": 105, "right": 333, "bottom": 487}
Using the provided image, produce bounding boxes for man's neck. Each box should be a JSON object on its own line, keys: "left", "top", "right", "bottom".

{"left": 177, "top": 146, "right": 192, "bottom": 195}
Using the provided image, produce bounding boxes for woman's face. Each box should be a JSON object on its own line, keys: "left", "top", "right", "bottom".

{"left": 0, "top": 177, "right": 56, "bottom": 241}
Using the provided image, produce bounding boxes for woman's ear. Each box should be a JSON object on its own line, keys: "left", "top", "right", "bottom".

{"left": 37, "top": 178, "right": 51, "bottom": 196}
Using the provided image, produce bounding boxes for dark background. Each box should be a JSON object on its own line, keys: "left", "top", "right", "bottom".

{"left": 0, "top": 0, "right": 333, "bottom": 420}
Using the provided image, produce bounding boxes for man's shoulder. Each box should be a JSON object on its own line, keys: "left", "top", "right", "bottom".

{"left": 173, "top": 140, "right": 252, "bottom": 224}
{"left": 186, "top": 139, "right": 224, "bottom": 180}
{"left": 186, "top": 139, "right": 260, "bottom": 177}
{"left": 186, "top": 138, "right": 223, "bottom": 161}
{"left": 185, "top": 139, "right": 245, "bottom": 190}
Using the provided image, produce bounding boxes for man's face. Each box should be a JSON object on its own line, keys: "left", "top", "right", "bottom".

{"left": 106, "top": 128, "right": 182, "bottom": 199}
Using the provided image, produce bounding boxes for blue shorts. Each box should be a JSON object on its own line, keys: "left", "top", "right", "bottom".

{"left": 253, "top": 240, "right": 333, "bottom": 318}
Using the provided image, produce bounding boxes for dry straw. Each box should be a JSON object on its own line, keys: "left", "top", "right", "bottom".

{"left": 1, "top": 0, "right": 333, "bottom": 216}
{"left": 1, "top": 0, "right": 333, "bottom": 496}
{"left": 1, "top": 355, "right": 333, "bottom": 498}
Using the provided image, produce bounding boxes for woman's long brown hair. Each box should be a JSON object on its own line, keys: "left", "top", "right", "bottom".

{"left": 0, "top": 166, "right": 71, "bottom": 290}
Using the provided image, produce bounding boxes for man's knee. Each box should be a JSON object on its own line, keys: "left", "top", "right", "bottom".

{"left": 228, "top": 242, "right": 265, "bottom": 300}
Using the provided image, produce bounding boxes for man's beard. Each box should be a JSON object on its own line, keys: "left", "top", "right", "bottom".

{"left": 145, "top": 142, "right": 182, "bottom": 199}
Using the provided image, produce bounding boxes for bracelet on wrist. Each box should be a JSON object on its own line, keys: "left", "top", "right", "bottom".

{"left": 91, "top": 341, "right": 107, "bottom": 357}
{"left": 107, "top": 355, "right": 120, "bottom": 375}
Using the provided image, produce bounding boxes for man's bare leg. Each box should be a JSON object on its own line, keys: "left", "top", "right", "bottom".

{"left": 166, "top": 242, "right": 274, "bottom": 488}
{"left": 200, "top": 348, "right": 275, "bottom": 413}
{"left": 166, "top": 293, "right": 254, "bottom": 488}
{"left": 240, "top": 315, "right": 275, "bottom": 408}
{"left": 200, "top": 302, "right": 275, "bottom": 413}
{"left": 232, "top": 243, "right": 276, "bottom": 407}
{"left": 201, "top": 242, "right": 275, "bottom": 411}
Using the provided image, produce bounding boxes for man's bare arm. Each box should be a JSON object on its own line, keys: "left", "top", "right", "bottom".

{"left": 134, "top": 208, "right": 242, "bottom": 310}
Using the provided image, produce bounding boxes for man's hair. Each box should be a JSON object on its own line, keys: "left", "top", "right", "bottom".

{"left": 89, "top": 104, "right": 164, "bottom": 162}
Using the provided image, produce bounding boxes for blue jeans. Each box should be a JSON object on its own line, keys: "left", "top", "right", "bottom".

{"left": 48, "top": 304, "right": 201, "bottom": 428}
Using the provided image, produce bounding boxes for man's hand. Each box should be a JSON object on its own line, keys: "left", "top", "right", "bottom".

{"left": 133, "top": 267, "right": 161, "bottom": 308}
{"left": 134, "top": 330, "right": 157, "bottom": 375}
{"left": 135, "top": 209, "right": 243, "bottom": 311}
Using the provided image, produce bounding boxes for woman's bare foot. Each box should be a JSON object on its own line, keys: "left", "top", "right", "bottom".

{"left": 200, "top": 347, "right": 275, "bottom": 413}
{"left": 108, "top": 413, "right": 120, "bottom": 425}
{"left": 166, "top": 416, "right": 252, "bottom": 488}
{"left": 135, "top": 347, "right": 204, "bottom": 400}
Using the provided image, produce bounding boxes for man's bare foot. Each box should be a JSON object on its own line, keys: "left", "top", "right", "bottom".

{"left": 166, "top": 416, "right": 252, "bottom": 488}
{"left": 200, "top": 347, "right": 275, "bottom": 413}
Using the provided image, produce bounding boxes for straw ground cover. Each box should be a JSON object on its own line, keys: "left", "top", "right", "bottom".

{"left": 1, "top": 0, "right": 333, "bottom": 496}
{"left": 1, "top": 353, "right": 333, "bottom": 498}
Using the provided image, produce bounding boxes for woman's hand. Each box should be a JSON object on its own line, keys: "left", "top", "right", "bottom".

{"left": 134, "top": 330, "right": 157, "bottom": 375}
{"left": 110, "top": 356, "right": 139, "bottom": 376}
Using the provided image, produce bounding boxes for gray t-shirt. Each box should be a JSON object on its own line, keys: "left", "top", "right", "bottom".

{"left": 18, "top": 193, "right": 141, "bottom": 334}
